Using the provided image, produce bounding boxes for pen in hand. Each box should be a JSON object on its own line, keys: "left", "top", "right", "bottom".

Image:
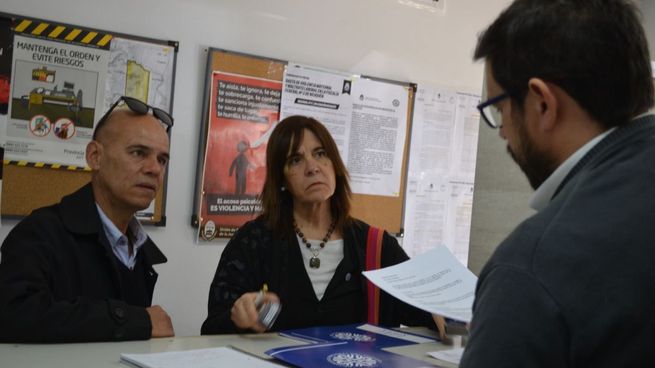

{"left": 255, "top": 283, "right": 281, "bottom": 330}
{"left": 254, "top": 283, "right": 268, "bottom": 308}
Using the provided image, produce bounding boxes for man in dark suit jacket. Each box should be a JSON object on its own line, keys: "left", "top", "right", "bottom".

{"left": 0, "top": 96, "right": 175, "bottom": 342}
{"left": 461, "top": 1, "right": 655, "bottom": 367}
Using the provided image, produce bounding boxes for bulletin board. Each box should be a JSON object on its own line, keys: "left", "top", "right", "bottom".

{"left": 192, "top": 48, "right": 414, "bottom": 238}
{"left": 0, "top": 12, "right": 178, "bottom": 225}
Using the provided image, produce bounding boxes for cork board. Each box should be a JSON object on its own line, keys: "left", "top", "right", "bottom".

{"left": 192, "top": 48, "right": 412, "bottom": 235}
{"left": 1, "top": 164, "right": 165, "bottom": 223}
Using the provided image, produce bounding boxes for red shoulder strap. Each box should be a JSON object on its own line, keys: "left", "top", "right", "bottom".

{"left": 365, "top": 226, "right": 384, "bottom": 325}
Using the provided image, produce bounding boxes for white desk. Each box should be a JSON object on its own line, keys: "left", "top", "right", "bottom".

{"left": 0, "top": 328, "right": 459, "bottom": 367}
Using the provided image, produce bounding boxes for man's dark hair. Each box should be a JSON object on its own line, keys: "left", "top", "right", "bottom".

{"left": 474, "top": 0, "right": 654, "bottom": 128}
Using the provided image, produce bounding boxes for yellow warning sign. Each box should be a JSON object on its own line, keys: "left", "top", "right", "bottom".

{"left": 13, "top": 19, "right": 112, "bottom": 50}
{"left": 3, "top": 160, "right": 91, "bottom": 172}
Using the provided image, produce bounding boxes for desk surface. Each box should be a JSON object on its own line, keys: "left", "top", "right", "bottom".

{"left": 0, "top": 327, "right": 459, "bottom": 368}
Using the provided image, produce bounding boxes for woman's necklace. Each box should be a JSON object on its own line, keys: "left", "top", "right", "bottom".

{"left": 293, "top": 219, "right": 336, "bottom": 269}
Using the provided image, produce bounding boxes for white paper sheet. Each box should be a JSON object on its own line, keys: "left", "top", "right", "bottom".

{"left": 280, "top": 62, "right": 354, "bottom": 162}
{"left": 402, "top": 86, "right": 480, "bottom": 265}
{"left": 280, "top": 63, "right": 408, "bottom": 197}
{"left": 120, "top": 346, "right": 281, "bottom": 368}
{"left": 362, "top": 246, "right": 476, "bottom": 322}
{"left": 104, "top": 37, "right": 175, "bottom": 112}
{"left": 347, "top": 78, "right": 408, "bottom": 197}
{"left": 428, "top": 347, "right": 464, "bottom": 365}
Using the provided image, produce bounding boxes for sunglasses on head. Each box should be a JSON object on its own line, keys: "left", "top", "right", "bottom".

{"left": 93, "top": 96, "right": 174, "bottom": 139}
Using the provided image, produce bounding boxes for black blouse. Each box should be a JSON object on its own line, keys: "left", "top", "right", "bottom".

{"left": 201, "top": 218, "right": 434, "bottom": 334}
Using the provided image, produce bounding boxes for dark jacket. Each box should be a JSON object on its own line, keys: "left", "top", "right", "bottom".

{"left": 0, "top": 183, "right": 167, "bottom": 343}
{"left": 201, "top": 218, "right": 434, "bottom": 334}
{"left": 461, "top": 115, "right": 655, "bottom": 367}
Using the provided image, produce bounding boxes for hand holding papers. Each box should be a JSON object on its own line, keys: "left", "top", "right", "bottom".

{"left": 362, "top": 246, "right": 477, "bottom": 323}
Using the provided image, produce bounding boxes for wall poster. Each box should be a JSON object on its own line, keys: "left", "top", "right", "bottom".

{"left": 0, "top": 12, "right": 178, "bottom": 225}
{"left": 2, "top": 14, "right": 176, "bottom": 171}
{"left": 402, "top": 86, "right": 480, "bottom": 265}
{"left": 198, "top": 71, "right": 282, "bottom": 240}
{"left": 280, "top": 63, "right": 409, "bottom": 197}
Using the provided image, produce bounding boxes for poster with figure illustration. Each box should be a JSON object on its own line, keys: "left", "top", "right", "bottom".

{"left": 198, "top": 71, "right": 282, "bottom": 239}
{"left": 0, "top": 16, "right": 12, "bottom": 215}
{"left": 0, "top": 16, "right": 13, "bottom": 117}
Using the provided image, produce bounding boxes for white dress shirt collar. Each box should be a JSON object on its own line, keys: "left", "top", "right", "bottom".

{"left": 95, "top": 204, "right": 148, "bottom": 269}
{"left": 529, "top": 112, "right": 654, "bottom": 211}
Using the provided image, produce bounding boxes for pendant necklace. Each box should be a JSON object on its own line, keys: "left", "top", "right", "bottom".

{"left": 293, "top": 219, "right": 336, "bottom": 269}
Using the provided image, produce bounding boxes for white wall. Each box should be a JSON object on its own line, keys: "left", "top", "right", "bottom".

{"left": 638, "top": 0, "right": 655, "bottom": 60}
{"left": 0, "top": 0, "right": 515, "bottom": 336}
{"left": 469, "top": 1, "right": 655, "bottom": 276}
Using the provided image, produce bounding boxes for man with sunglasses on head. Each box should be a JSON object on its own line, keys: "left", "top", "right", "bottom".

{"left": 461, "top": 1, "right": 655, "bottom": 367}
{"left": 0, "top": 96, "right": 175, "bottom": 342}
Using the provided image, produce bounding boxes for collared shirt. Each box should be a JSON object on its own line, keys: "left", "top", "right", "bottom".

{"left": 96, "top": 204, "right": 148, "bottom": 269}
{"left": 529, "top": 128, "right": 614, "bottom": 211}
{"left": 528, "top": 112, "right": 655, "bottom": 211}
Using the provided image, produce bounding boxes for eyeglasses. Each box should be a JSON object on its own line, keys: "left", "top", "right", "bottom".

{"left": 93, "top": 96, "right": 173, "bottom": 139}
{"left": 477, "top": 92, "right": 510, "bottom": 129}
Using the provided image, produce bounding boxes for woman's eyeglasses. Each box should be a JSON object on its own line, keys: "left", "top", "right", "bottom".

{"left": 93, "top": 96, "right": 173, "bottom": 139}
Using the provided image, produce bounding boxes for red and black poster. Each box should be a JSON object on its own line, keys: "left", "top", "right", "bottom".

{"left": 0, "top": 16, "right": 13, "bottom": 115}
{"left": 199, "top": 71, "right": 282, "bottom": 240}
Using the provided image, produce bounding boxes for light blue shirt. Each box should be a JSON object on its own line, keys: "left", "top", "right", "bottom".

{"left": 96, "top": 204, "right": 148, "bottom": 270}
{"left": 528, "top": 112, "right": 654, "bottom": 211}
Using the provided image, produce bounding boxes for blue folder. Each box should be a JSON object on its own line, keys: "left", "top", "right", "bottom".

{"left": 266, "top": 324, "right": 443, "bottom": 367}
{"left": 278, "top": 323, "right": 435, "bottom": 348}
{"left": 266, "top": 340, "right": 444, "bottom": 368}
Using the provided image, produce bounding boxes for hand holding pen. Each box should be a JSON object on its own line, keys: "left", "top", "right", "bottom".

{"left": 231, "top": 284, "right": 281, "bottom": 332}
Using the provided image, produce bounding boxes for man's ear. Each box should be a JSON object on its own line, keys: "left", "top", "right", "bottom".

{"left": 527, "top": 78, "right": 558, "bottom": 131}
{"left": 86, "top": 140, "right": 102, "bottom": 170}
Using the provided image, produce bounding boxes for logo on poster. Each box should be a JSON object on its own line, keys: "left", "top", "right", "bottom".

{"left": 29, "top": 115, "right": 52, "bottom": 137}
{"left": 53, "top": 118, "right": 76, "bottom": 140}
{"left": 201, "top": 220, "right": 217, "bottom": 241}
